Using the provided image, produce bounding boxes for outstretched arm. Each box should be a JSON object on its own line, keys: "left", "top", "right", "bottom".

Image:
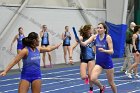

{"left": 72, "top": 27, "right": 95, "bottom": 46}
{"left": 39, "top": 43, "right": 62, "bottom": 53}
{"left": 0, "top": 48, "right": 27, "bottom": 76}
{"left": 80, "top": 35, "right": 95, "bottom": 46}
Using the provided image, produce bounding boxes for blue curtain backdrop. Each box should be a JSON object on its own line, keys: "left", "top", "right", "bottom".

{"left": 105, "top": 21, "right": 127, "bottom": 58}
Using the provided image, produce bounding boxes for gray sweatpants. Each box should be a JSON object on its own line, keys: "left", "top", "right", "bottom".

{"left": 121, "top": 44, "right": 134, "bottom": 70}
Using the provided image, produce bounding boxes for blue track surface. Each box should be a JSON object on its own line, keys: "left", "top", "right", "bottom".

{"left": 0, "top": 59, "right": 140, "bottom": 93}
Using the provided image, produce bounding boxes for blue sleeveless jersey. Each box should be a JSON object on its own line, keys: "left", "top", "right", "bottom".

{"left": 95, "top": 34, "right": 113, "bottom": 69}
{"left": 80, "top": 37, "right": 95, "bottom": 60}
{"left": 17, "top": 34, "right": 24, "bottom": 49}
{"left": 41, "top": 32, "right": 49, "bottom": 45}
{"left": 21, "top": 47, "right": 41, "bottom": 80}
{"left": 132, "top": 34, "right": 140, "bottom": 53}
{"left": 137, "top": 34, "right": 140, "bottom": 50}
{"left": 63, "top": 32, "right": 71, "bottom": 46}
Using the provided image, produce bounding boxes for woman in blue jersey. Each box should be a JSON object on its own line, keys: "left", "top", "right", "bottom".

{"left": 10, "top": 27, "right": 25, "bottom": 71}
{"left": 0, "top": 32, "right": 62, "bottom": 93}
{"left": 125, "top": 25, "right": 140, "bottom": 78}
{"left": 80, "top": 23, "right": 117, "bottom": 93}
{"left": 40, "top": 25, "right": 52, "bottom": 68}
{"left": 70, "top": 25, "right": 104, "bottom": 93}
{"left": 62, "top": 26, "right": 72, "bottom": 64}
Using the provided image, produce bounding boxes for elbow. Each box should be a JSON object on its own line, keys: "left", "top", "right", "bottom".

{"left": 83, "top": 42, "right": 89, "bottom": 46}
{"left": 106, "top": 49, "right": 114, "bottom": 55}
{"left": 80, "top": 42, "right": 87, "bottom": 46}
{"left": 110, "top": 50, "right": 114, "bottom": 55}
{"left": 47, "top": 48, "right": 52, "bottom": 52}
{"left": 45, "top": 48, "right": 52, "bottom": 52}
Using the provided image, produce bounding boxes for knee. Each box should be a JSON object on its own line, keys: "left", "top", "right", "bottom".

{"left": 90, "top": 76, "right": 97, "bottom": 82}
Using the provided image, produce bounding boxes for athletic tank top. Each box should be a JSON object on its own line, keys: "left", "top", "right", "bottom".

{"left": 134, "top": 34, "right": 140, "bottom": 51}
{"left": 80, "top": 37, "right": 95, "bottom": 60}
{"left": 63, "top": 32, "right": 71, "bottom": 45}
{"left": 95, "top": 34, "right": 112, "bottom": 63}
{"left": 41, "top": 32, "right": 49, "bottom": 45}
{"left": 22, "top": 47, "right": 41, "bottom": 77}
{"left": 17, "top": 34, "right": 24, "bottom": 45}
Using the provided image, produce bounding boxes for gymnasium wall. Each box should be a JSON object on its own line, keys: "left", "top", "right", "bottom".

{"left": 0, "top": 0, "right": 104, "bottom": 8}
{"left": 0, "top": 6, "right": 106, "bottom": 70}
{"left": 106, "top": 0, "right": 128, "bottom": 24}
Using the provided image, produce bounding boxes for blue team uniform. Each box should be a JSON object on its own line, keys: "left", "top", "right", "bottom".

{"left": 63, "top": 32, "right": 71, "bottom": 46}
{"left": 17, "top": 34, "right": 24, "bottom": 50}
{"left": 41, "top": 32, "right": 49, "bottom": 46}
{"left": 132, "top": 34, "right": 140, "bottom": 53}
{"left": 21, "top": 47, "right": 41, "bottom": 83}
{"left": 80, "top": 37, "right": 95, "bottom": 63}
{"left": 95, "top": 34, "right": 113, "bottom": 69}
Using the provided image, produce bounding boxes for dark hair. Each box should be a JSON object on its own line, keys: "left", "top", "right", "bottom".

{"left": 18, "top": 27, "right": 23, "bottom": 31}
{"left": 133, "top": 25, "right": 140, "bottom": 34}
{"left": 79, "top": 25, "right": 92, "bottom": 38}
{"left": 65, "top": 26, "right": 69, "bottom": 29}
{"left": 98, "top": 23, "right": 108, "bottom": 34}
{"left": 42, "top": 25, "right": 46, "bottom": 27}
{"left": 22, "top": 32, "right": 38, "bottom": 48}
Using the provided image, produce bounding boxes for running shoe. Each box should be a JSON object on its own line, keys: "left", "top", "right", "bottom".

{"left": 135, "top": 74, "right": 140, "bottom": 78}
{"left": 84, "top": 76, "right": 89, "bottom": 84}
{"left": 125, "top": 71, "right": 132, "bottom": 78}
{"left": 89, "top": 90, "right": 93, "bottom": 93}
{"left": 100, "top": 86, "right": 105, "bottom": 93}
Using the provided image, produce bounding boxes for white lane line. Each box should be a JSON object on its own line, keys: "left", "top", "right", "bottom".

{"left": 42, "top": 68, "right": 80, "bottom": 75}
{"left": 91, "top": 80, "right": 137, "bottom": 93}
{"left": 41, "top": 84, "right": 85, "bottom": 93}
{"left": 41, "top": 69, "right": 139, "bottom": 93}
{"left": 128, "top": 89, "right": 140, "bottom": 93}
{"left": 0, "top": 64, "right": 122, "bottom": 82}
{"left": 40, "top": 70, "right": 135, "bottom": 92}
{"left": 1, "top": 62, "right": 124, "bottom": 92}
{"left": 0, "top": 78, "right": 19, "bottom": 82}
{"left": 0, "top": 65, "right": 123, "bottom": 88}
{"left": 42, "top": 79, "right": 135, "bottom": 93}
{"left": 43, "top": 66, "right": 122, "bottom": 78}
{"left": 42, "top": 62, "right": 123, "bottom": 75}
{"left": 2, "top": 74, "right": 131, "bottom": 93}
{"left": 0, "top": 83, "right": 18, "bottom": 87}
{"left": 4, "top": 89, "right": 18, "bottom": 93}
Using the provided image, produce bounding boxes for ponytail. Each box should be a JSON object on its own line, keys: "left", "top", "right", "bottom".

{"left": 79, "top": 25, "right": 92, "bottom": 38}
{"left": 22, "top": 32, "right": 38, "bottom": 48}
{"left": 22, "top": 37, "right": 32, "bottom": 47}
{"left": 79, "top": 26, "right": 83, "bottom": 36}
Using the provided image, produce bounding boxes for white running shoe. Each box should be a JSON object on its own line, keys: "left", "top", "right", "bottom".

{"left": 135, "top": 74, "right": 140, "bottom": 78}
{"left": 125, "top": 71, "right": 132, "bottom": 78}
